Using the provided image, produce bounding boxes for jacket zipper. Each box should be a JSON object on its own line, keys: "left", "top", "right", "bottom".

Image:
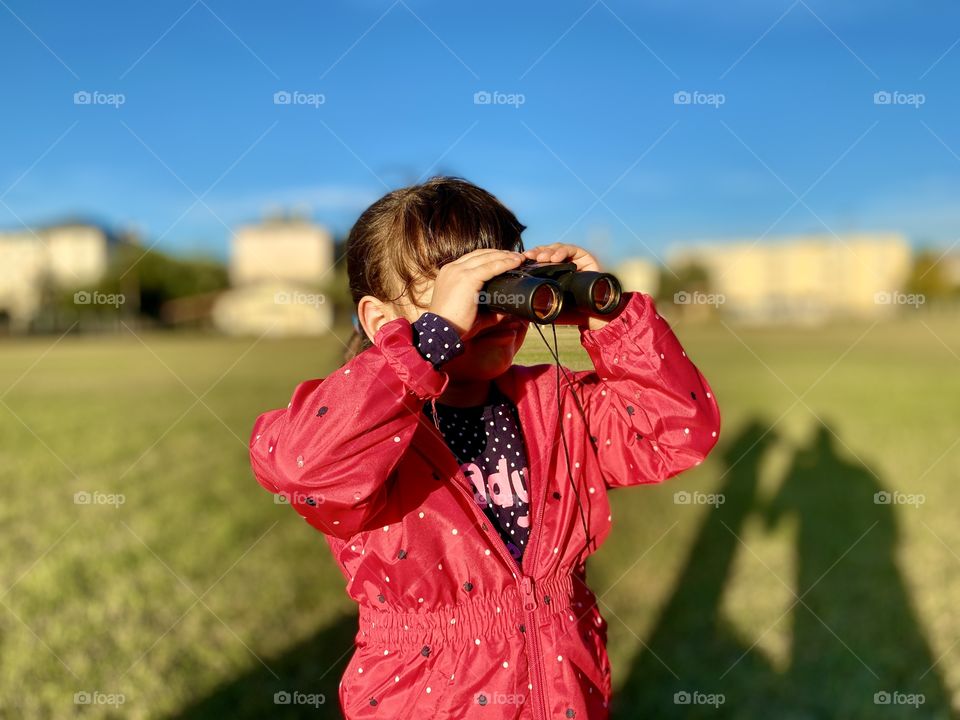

{"left": 423, "top": 388, "right": 550, "bottom": 719}
{"left": 446, "top": 458, "right": 550, "bottom": 720}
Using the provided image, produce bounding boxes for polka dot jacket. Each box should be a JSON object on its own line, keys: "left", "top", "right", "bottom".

{"left": 412, "top": 311, "right": 532, "bottom": 563}
{"left": 249, "top": 292, "right": 722, "bottom": 720}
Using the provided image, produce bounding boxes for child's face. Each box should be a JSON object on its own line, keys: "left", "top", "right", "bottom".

{"left": 393, "top": 276, "right": 530, "bottom": 382}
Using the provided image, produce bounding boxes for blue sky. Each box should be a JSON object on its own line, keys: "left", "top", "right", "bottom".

{"left": 1, "top": 0, "right": 959, "bottom": 266}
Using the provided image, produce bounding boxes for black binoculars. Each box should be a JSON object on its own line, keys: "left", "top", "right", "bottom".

{"left": 479, "top": 260, "right": 622, "bottom": 324}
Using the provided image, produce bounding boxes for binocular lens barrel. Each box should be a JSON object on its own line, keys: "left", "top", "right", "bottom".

{"left": 482, "top": 275, "right": 563, "bottom": 323}
{"left": 480, "top": 262, "right": 621, "bottom": 324}
{"left": 531, "top": 283, "right": 562, "bottom": 321}
{"left": 565, "top": 271, "right": 621, "bottom": 317}
{"left": 591, "top": 277, "right": 618, "bottom": 313}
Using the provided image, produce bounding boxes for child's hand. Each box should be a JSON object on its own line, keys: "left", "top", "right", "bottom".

{"left": 427, "top": 248, "right": 527, "bottom": 339}
{"left": 522, "top": 243, "right": 603, "bottom": 273}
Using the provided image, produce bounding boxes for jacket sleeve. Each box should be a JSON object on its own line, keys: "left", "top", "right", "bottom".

{"left": 572, "top": 291, "right": 721, "bottom": 489}
{"left": 248, "top": 315, "right": 451, "bottom": 539}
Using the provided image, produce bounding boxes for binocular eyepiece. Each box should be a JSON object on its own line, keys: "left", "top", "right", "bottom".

{"left": 479, "top": 260, "right": 622, "bottom": 324}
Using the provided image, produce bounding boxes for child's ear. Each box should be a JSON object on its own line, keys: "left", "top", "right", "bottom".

{"left": 357, "top": 295, "right": 395, "bottom": 341}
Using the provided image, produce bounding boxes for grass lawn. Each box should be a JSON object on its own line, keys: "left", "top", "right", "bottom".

{"left": 1, "top": 309, "right": 958, "bottom": 719}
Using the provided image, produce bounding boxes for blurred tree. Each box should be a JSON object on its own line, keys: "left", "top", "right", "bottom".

{"left": 654, "top": 261, "right": 712, "bottom": 304}
{"left": 654, "top": 261, "right": 717, "bottom": 321}
{"left": 39, "top": 242, "right": 229, "bottom": 330}
{"left": 100, "top": 243, "right": 229, "bottom": 319}
{"left": 904, "top": 248, "right": 958, "bottom": 300}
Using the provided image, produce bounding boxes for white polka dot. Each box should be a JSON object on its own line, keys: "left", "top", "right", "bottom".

{"left": 419, "top": 512, "right": 425, "bottom": 518}
{"left": 452, "top": 529, "right": 458, "bottom": 535}
{"left": 502, "top": 661, "right": 509, "bottom": 668}
{"left": 393, "top": 436, "right": 401, "bottom": 442}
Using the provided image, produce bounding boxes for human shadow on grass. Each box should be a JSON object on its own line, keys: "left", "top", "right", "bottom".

{"left": 614, "top": 418, "right": 954, "bottom": 720}
{"left": 170, "top": 610, "right": 358, "bottom": 720}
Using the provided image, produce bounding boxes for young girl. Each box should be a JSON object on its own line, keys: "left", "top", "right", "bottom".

{"left": 249, "top": 177, "right": 721, "bottom": 719}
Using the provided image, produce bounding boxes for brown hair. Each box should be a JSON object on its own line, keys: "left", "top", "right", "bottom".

{"left": 343, "top": 176, "right": 527, "bottom": 364}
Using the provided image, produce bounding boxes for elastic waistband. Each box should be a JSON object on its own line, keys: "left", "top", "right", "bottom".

{"left": 356, "top": 574, "right": 595, "bottom": 647}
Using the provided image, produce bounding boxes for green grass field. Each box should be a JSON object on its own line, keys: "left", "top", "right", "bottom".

{"left": 1, "top": 312, "right": 959, "bottom": 719}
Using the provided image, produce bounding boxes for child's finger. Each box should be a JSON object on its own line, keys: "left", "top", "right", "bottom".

{"left": 457, "top": 250, "right": 524, "bottom": 271}
{"left": 448, "top": 248, "right": 509, "bottom": 265}
{"left": 524, "top": 245, "right": 573, "bottom": 262}
{"left": 468, "top": 255, "right": 527, "bottom": 280}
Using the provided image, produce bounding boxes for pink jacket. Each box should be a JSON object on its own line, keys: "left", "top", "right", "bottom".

{"left": 249, "top": 290, "right": 721, "bottom": 719}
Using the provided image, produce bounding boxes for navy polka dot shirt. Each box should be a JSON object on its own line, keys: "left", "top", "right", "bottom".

{"left": 411, "top": 312, "right": 532, "bottom": 562}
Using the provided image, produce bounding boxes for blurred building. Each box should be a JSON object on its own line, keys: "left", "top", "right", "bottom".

{"left": 0, "top": 222, "right": 113, "bottom": 331}
{"left": 613, "top": 257, "right": 660, "bottom": 296}
{"left": 666, "top": 233, "right": 912, "bottom": 323}
{"left": 212, "top": 214, "right": 335, "bottom": 336}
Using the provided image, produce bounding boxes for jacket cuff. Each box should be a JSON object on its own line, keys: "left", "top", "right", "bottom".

{"left": 374, "top": 316, "right": 452, "bottom": 401}
{"left": 579, "top": 291, "right": 649, "bottom": 351}
{"left": 411, "top": 312, "right": 466, "bottom": 369}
